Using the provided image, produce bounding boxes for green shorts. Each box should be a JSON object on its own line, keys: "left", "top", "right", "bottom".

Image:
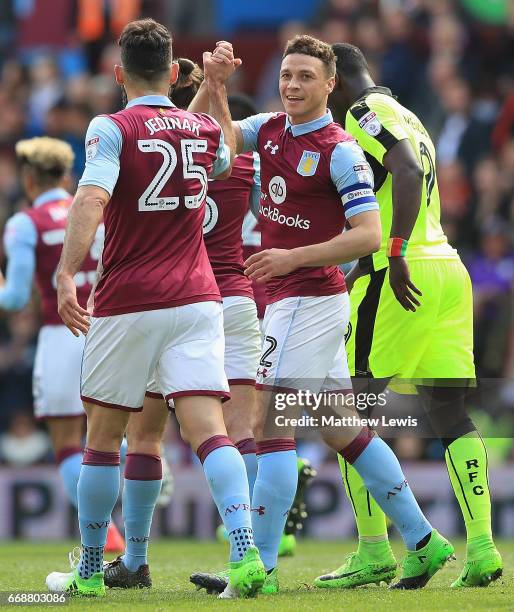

{"left": 346, "top": 259, "right": 475, "bottom": 381}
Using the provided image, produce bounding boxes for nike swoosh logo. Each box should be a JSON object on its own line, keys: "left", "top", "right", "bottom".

{"left": 337, "top": 570, "right": 362, "bottom": 578}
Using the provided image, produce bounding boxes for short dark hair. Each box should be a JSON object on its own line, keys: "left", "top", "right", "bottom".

{"left": 169, "top": 58, "right": 204, "bottom": 109}
{"left": 283, "top": 34, "right": 336, "bottom": 77}
{"left": 332, "top": 43, "right": 369, "bottom": 79}
{"left": 119, "top": 19, "right": 172, "bottom": 83}
{"left": 228, "top": 94, "right": 257, "bottom": 121}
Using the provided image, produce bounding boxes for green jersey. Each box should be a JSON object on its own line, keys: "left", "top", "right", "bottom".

{"left": 345, "top": 86, "right": 458, "bottom": 272}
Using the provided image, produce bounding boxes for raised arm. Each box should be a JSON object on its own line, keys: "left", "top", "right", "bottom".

{"left": 188, "top": 42, "right": 245, "bottom": 155}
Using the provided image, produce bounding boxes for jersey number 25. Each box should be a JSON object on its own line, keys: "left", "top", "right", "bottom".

{"left": 138, "top": 138, "right": 208, "bottom": 212}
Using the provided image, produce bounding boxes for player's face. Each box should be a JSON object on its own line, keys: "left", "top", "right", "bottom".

{"left": 279, "top": 54, "right": 335, "bottom": 124}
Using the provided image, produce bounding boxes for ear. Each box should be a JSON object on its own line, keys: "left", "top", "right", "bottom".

{"left": 114, "top": 64, "right": 124, "bottom": 86}
{"left": 326, "top": 76, "right": 336, "bottom": 95}
{"left": 170, "top": 62, "right": 179, "bottom": 86}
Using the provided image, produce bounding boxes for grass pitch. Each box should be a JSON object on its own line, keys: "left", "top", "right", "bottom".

{"left": 0, "top": 539, "right": 512, "bottom": 611}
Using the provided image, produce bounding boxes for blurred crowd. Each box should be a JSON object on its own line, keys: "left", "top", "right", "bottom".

{"left": 0, "top": 0, "right": 513, "bottom": 463}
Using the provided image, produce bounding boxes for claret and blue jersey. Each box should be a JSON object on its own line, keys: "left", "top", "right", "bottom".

{"left": 78, "top": 94, "right": 232, "bottom": 317}
{"left": 237, "top": 110, "right": 379, "bottom": 302}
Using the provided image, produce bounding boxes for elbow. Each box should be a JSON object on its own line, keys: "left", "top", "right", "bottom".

{"left": 403, "top": 161, "right": 424, "bottom": 183}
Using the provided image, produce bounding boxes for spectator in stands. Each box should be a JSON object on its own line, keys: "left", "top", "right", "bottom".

{"left": 0, "top": 411, "right": 50, "bottom": 466}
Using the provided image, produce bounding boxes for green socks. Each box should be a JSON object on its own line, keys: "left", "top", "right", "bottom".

{"left": 339, "top": 431, "right": 495, "bottom": 555}
{"left": 445, "top": 432, "right": 493, "bottom": 543}
{"left": 338, "top": 454, "right": 387, "bottom": 540}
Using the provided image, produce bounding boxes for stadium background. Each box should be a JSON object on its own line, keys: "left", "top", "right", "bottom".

{"left": 0, "top": 0, "right": 512, "bottom": 541}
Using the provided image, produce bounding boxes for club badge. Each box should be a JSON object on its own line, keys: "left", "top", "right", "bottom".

{"left": 297, "top": 150, "right": 320, "bottom": 176}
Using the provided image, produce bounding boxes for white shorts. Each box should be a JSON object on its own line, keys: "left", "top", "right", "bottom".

{"left": 222, "top": 296, "right": 260, "bottom": 384}
{"left": 147, "top": 296, "right": 260, "bottom": 397}
{"left": 81, "top": 302, "right": 229, "bottom": 411}
{"left": 256, "top": 294, "right": 352, "bottom": 393}
{"left": 33, "top": 325, "right": 85, "bottom": 419}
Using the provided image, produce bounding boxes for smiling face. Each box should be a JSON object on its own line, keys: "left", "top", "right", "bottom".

{"left": 279, "top": 53, "right": 335, "bottom": 125}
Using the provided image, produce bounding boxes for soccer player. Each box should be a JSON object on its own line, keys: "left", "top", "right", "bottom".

{"left": 314, "top": 43, "right": 502, "bottom": 589}
{"left": 45, "top": 19, "right": 265, "bottom": 599}
{"left": 0, "top": 137, "right": 124, "bottom": 550}
{"left": 190, "top": 35, "right": 454, "bottom": 592}
{"left": 101, "top": 61, "right": 263, "bottom": 591}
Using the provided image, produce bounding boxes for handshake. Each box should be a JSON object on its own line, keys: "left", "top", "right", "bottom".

{"left": 202, "top": 41, "right": 242, "bottom": 85}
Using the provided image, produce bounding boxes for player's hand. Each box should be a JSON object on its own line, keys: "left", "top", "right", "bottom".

{"left": 388, "top": 256, "right": 422, "bottom": 311}
{"left": 57, "top": 273, "right": 90, "bottom": 336}
{"left": 244, "top": 249, "right": 297, "bottom": 282}
{"left": 203, "top": 41, "right": 241, "bottom": 83}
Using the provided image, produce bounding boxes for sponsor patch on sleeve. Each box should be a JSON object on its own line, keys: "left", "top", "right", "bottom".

{"left": 358, "top": 111, "right": 382, "bottom": 136}
{"left": 353, "top": 163, "right": 374, "bottom": 186}
{"left": 86, "top": 136, "right": 100, "bottom": 160}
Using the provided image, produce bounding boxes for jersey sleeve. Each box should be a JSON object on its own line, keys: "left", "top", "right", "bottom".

{"left": 330, "top": 141, "right": 379, "bottom": 220}
{"left": 237, "top": 113, "right": 276, "bottom": 152}
{"left": 249, "top": 152, "right": 261, "bottom": 219}
{"left": 345, "top": 95, "right": 409, "bottom": 165}
{"left": 210, "top": 124, "right": 231, "bottom": 178}
{"left": 78, "top": 116, "right": 122, "bottom": 195}
{"left": 0, "top": 213, "right": 37, "bottom": 310}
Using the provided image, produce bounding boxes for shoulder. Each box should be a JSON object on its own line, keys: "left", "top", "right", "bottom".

{"left": 242, "top": 112, "right": 284, "bottom": 134}
{"left": 188, "top": 111, "right": 221, "bottom": 130}
{"left": 88, "top": 113, "right": 121, "bottom": 131}
{"left": 259, "top": 112, "right": 286, "bottom": 130}
{"left": 86, "top": 114, "right": 122, "bottom": 142}
{"left": 320, "top": 121, "right": 355, "bottom": 150}
{"left": 4, "top": 211, "right": 37, "bottom": 245}
{"left": 349, "top": 92, "right": 396, "bottom": 118}
{"left": 347, "top": 93, "right": 399, "bottom": 135}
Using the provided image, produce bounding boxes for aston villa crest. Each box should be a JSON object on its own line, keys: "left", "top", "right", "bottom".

{"left": 297, "top": 150, "right": 320, "bottom": 176}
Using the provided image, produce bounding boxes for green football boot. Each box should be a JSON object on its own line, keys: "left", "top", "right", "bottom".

{"left": 218, "top": 547, "right": 265, "bottom": 599}
{"left": 261, "top": 568, "right": 279, "bottom": 594}
{"left": 390, "top": 530, "right": 455, "bottom": 589}
{"left": 314, "top": 544, "right": 397, "bottom": 589}
{"left": 46, "top": 567, "right": 106, "bottom": 597}
{"left": 278, "top": 534, "right": 296, "bottom": 557}
{"left": 451, "top": 540, "right": 502, "bottom": 588}
{"left": 191, "top": 559, "right": 278, "bottom": 596}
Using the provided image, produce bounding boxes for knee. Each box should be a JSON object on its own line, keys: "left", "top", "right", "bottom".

{"left": 224, "top": 412, "right": 254, "bottom": 443}
{"left": 126, "top": 425, "right": 164, "bottom": 455}
{"left": 85, "top": 405, "right": 128, "bottom": 452}
{"left": 440, "top": 416, "right": 476, "bottom": 449}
